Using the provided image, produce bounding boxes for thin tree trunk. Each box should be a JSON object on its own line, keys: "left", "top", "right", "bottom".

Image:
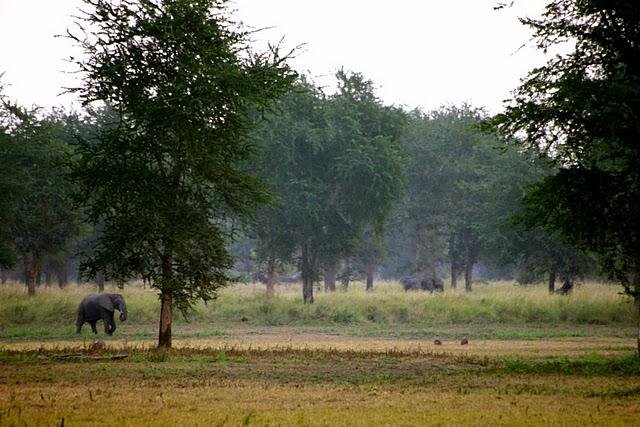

{"left": 57, "top": 259, "right": 68, "bottom": 288}
{"left": 301, "top": 244, "right": 314, "bottom": 304}
{"left": 464, "top": 262, "right": 473, "bottom": 293}
{"left": 365, "top": 263, "right": 375, "bottom": 292}
{"left": 96, "top": 272, "right": 105, "bottom": 293}
{"left": 27, "top": 253, "right": 40, "bottom": 297}
{"left": 548, "top": 269, "right": 557, "bottom": 294}
{"left": 44, "top": 268, "right": 52, "bottom": 288}
{"left": 158, "top": 249, "right": 175, "bottom": 348}
{"left": 266, "top": 258, "right": 276, "bottom": 298}
{"left": 1, "top": 270, "right": 7, "bottom": 284}
{"left": 323, "top": 264, "right": 337, "bottom": 292}
{"left": 158, "top": 292, "right": 173, "bottom": 348}
{"left": 451, "top": 262, "right": 457, "bottom": 290}
{"left": 636, "top": 299, "right": 639, "bottom": 360}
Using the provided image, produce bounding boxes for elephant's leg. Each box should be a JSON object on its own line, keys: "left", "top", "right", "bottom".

{"left": 76, "top": 314, "right": 84, "bottom": 334}
{"left": 90, "top": 321, "right": 98, "bottom": 334}
{"left": 101, "top": 308, "right": 115, "bottom": 335}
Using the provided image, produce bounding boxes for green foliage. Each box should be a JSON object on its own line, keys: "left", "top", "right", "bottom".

{"left": 0, "top": 86, "right": 83, "bottom": 285}
{"left": 252, "top": 71, "right": 406, "bottom": 301}
{"left": 68, "top": 0, "right": 296, "bottom": 346}
{"left": 486, "top": 0, "right": 640, "bottom": 298}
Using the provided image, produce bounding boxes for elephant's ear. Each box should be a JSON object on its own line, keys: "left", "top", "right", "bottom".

{"left": 98, "top": 294, "right": 115, "bottom": 311}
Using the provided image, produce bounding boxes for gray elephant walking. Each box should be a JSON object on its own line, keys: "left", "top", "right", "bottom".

{"left": 76, "top": 293, "right": 128, "bottom": 335}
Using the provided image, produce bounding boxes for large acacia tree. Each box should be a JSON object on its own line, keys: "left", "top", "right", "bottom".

{"left": 487, "top": 1, "right": 640, "bottom": 355}
{"left": 70, "top": 0, "right": 295, "bottom": 347}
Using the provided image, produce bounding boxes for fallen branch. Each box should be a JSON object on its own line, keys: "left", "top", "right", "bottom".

{"left": 51, "top": 353, "right": 129, "bottom": 360}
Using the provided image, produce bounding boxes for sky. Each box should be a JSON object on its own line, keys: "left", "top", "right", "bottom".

{"left": 0, "top": 0, "right": 548, "bottom": 114}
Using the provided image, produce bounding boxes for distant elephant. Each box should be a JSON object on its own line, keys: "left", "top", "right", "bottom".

{"left": 400, "top": 276, "right": 421, "bottom": 291}
{"left": 76, "top": 293, "right": 128, "bottom": 335}
{"left": 421, "top": 276, "right": 444, "bottom": 293}
{"left": 401, "top": 275, "right": 444, "bottom": 293}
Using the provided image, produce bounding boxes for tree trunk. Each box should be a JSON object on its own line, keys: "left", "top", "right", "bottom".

{"left": 158, "top": 292, "right": 173, "bottom": 348}
{"left": 26, "top": 253, "right": 40, "bottom": 297}
{"left": 57, "top": 259, "right": 68, "bottom": 288}
{"left": 365, "top": 263, "right": 375, "bottom": 292}
{"left": 96, "top": 272, "right": 105, "bottom": 293}
{"left": 464, "top": 262, "right": 473, "bottom": 293}
{"left": 323, "top": 264, "right": 337, "bottom": 292}
{"left": 414, "top": 242, "right": 421, "bottom": 273}
{"left": 548, "top": 269, "right": 557, "bottom": 294}
{"left": 266, "top": 258, "right": 276, "bottom": 298}
{"left": 303, "top": 277, "right": 314, "bottom": 304}
{"left": 301, "top": 244, "right": 315, "bottom": 304}
{"left": 636, "top": 298, "right": 640, "bottom": 360}
{"left": 451, "top": 262, "right": 457, "bottom": 290}
{"left": 44, "top": 268, "right": 52, "bottom": 288}
{"left": 1, "top": 270, "right": 7, "bottom": 284}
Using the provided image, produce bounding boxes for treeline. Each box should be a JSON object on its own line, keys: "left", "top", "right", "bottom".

{"left": 0, "top": 98, "right": 113, "bottom": 294}
{"left": 0, "top": 72, "right": 596, "bottom": 300}
{"left": 240, "top": 73, "right": 596, "bottom": 301}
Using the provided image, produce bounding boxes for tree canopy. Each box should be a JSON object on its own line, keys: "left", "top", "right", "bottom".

{"left": 252, "top": 71, "right": 406, "bottom": 302}
{"left": 485, "top": 0, "right": 640, "bottom": 353}
{"left": 69, "top": 0, "right": 296, "bottom": 347}
{"left": 487, "top": 0, "right": 640, "bottom": 297}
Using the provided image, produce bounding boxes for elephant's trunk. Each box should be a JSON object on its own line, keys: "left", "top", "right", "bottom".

{"left": 118, "top": 299, "right": 128, "bottom": 321}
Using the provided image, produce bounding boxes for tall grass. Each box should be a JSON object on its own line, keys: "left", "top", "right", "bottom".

{"left": 0, "top": 280, "right": 634, "bottom": 336}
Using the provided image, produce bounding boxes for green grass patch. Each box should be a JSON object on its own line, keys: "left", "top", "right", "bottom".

{"left": 502, "top": 353, "right": 640, "bottom": 376}
{"left": 0, "top": 281, "right": 635, "bottom": 339}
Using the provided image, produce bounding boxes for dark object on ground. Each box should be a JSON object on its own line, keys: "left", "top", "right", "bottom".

{"left": 241, "top": 316, "right": 249, "bottom": 322}
{"left": 400, "top": 275, "right": 444, "bottom": 292}
{"left": 433, "top": 339, "right": 442, "bottom": 345}
{"left": 76, "top": 293, "right": 128, "bottom": 335}
{"left": 555, "top": 279, "right": 574, "bottom": 295}
{"left": 460, "top": 337, "right": 469, "bottom": 345}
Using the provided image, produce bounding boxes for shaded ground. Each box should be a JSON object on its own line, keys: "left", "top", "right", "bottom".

{"left": 1, "top": 328, "right": 639, "bottom": 425}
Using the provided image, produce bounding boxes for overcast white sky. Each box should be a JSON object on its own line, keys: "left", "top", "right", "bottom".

{"left": 0, "top": 0, "right": 548, "bottom": 113}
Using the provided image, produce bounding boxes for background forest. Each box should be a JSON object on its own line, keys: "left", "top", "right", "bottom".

{"left": 0, "top": 70, "right": 594, "bottom": 298}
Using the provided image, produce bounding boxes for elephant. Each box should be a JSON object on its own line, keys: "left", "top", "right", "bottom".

{"left": 401, "top": 275, "right": 444, "bottom": 293}
{"left": 421, "top": 276, "right": 444, "bottom": 293}
{"left": 400, "top": 276, "right": 421, "bottom": 291}
{"left": 76, "top": 293, "right": 127, "bottom": 335}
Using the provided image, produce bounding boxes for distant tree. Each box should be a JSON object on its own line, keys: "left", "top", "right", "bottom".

{"left": 69, "top": 0, "right": 295, "bottom": 347}
{"left": 401, "top": 106, "right": 503, "bottom": 291}
{"left": 0, "top": 86, "right": 21, "bottom": 270}
{"left": 486, "top": 1, "right": 640, "bottom": 354}
{"left": 0, "top": 99, "right": 81, "bottom": 296}
{"left": 253, "top": 71, "right": 405, "bottom": 302}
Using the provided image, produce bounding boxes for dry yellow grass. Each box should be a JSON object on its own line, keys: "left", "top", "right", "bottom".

{"left": 1, "top": 360, "right": 639, "bottom": 426}
{"left": 1, "top": 329, "right": 635, "bottom": 359}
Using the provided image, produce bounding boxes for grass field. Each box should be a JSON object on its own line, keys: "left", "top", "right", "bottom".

{"left": 1, "top": 281, "right": 639, "bottom": 425}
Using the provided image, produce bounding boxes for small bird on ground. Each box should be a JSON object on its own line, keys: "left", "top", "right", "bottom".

{"left": 460, "top": 337, "right": 469, "bottom": 345}
{"left": 433, "top": 339, "right": 442, "bottom": 345}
